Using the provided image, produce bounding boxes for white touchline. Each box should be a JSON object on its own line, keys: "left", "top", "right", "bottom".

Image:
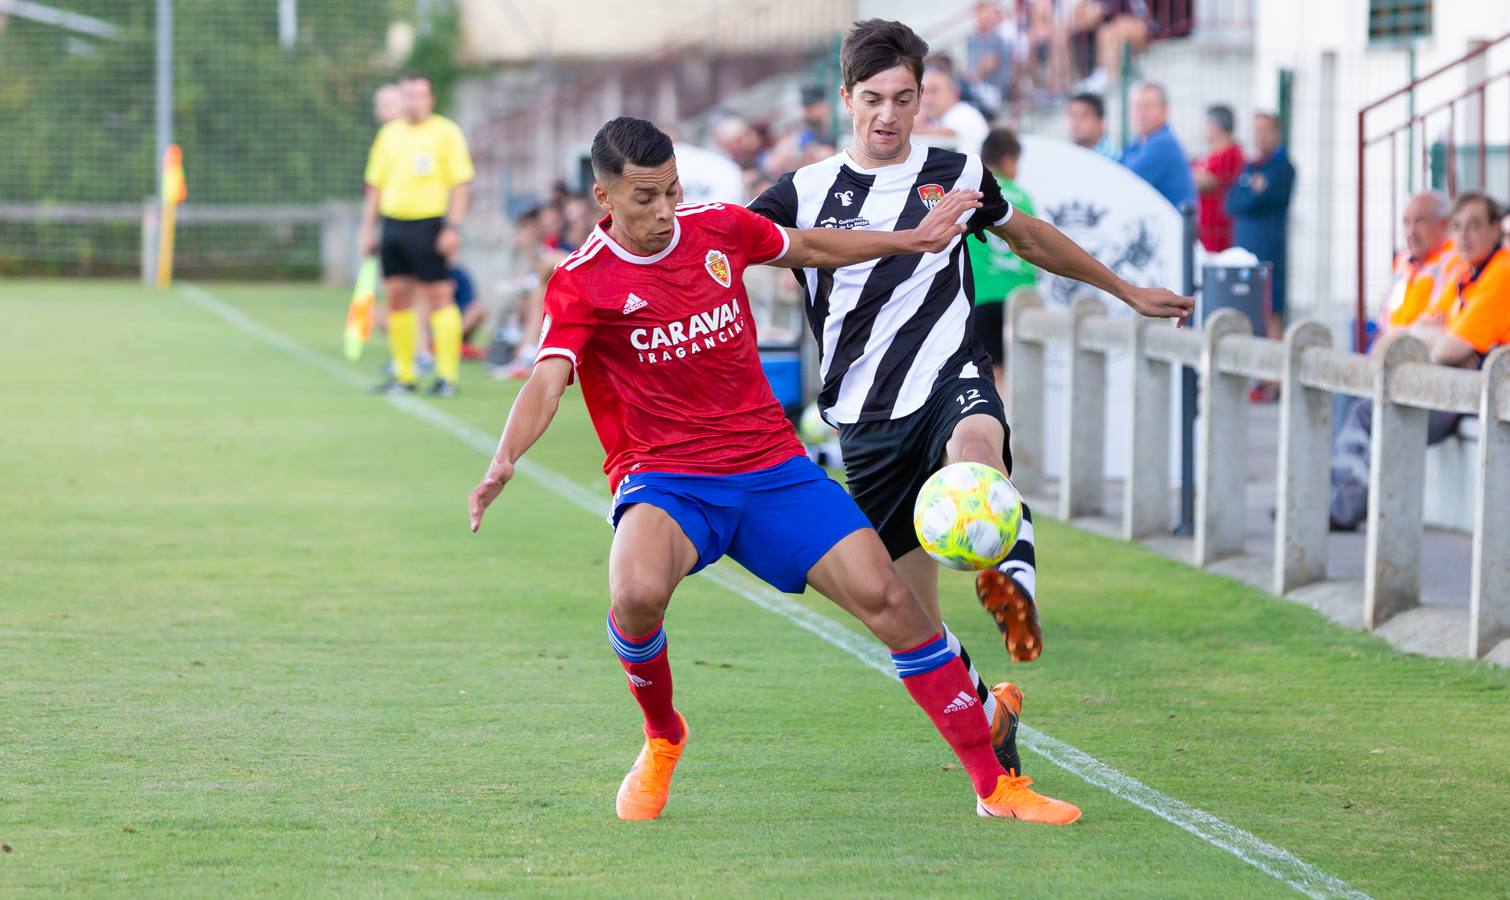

{"left": 179, "top": 284, "right": 1370, "bottom": 900}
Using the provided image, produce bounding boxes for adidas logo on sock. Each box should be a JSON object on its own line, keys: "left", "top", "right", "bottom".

{"left": 627, "top": 673, "right": 653, "bottom": 687}
{"left": 943, "top": 690, "right": 978, "bottom": 714}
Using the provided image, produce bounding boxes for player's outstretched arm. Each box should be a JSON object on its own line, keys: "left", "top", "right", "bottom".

{"left": 772, "top": 189, "right": 983, "bottom": 269}
{"left": 468, "top": 356, "right": 573, "bottom": 533}
{"left": 990, "top": 213, "right": 1195, "bottom": 326}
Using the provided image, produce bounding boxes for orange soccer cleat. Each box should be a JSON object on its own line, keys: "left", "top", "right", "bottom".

{"left": 976, "top": 773, "right": 1082, "bottom": 825}
{"left": 976, "top": 569, "right": 1044, "bottom": 662}
{"left": 615, "top": 712, "right": 688, "bottom": 821}
{"left": 988, "top": 682, "right": 1024, "bottom": 775}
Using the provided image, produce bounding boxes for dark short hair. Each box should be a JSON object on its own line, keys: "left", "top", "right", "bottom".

{"left": 1452, "top": 191, "right": 1505, "bottom": 224}
{"left": 1069, "top": 92, "right": 1104, "bottom": 120}
{"left": 841, "top": 19, "right": 929, "bottom": 91}
{"left": 981, "top": 126, "right": 1021, "bottom": 165}
{"left": 398, "top": 72, "right": 431, "bottom": 86}
{"left": 1206, "top": 104, "right": 1235, "bottom": 135}
{"left": 590, "top": 116, "right": 675, "bottom": 182}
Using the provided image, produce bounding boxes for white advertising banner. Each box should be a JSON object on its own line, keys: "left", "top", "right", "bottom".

{"left": 1015, "top": 135, "right": 1187, "bottom": 485}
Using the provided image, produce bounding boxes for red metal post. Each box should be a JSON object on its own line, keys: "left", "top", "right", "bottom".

{"left": 1357, "top": 108, "right": 1368, "bottom": 352}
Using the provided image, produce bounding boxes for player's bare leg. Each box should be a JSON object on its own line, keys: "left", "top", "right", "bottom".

{"left": 418, "top": 279, "right": 463, "bottom": 395}
{"left": 376, "top": 276, "right": 420, "bottom": 391}
{"left": 947, "top": 414, "right": 1043, "bottom": 663}
{"left": 606, "top": 503, "right": 698, "bottom": 821}
{"left": 806, "top": 529, "right": 1077, "bottom": 823}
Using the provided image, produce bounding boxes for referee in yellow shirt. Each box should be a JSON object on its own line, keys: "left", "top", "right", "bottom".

{"left": 359, "top": 73, "right": 474, "bottom": 396}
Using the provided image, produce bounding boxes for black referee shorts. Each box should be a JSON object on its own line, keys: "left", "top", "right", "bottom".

{"left": 379, "top": 216, "right": 449, "bottom": 283}
{"left": 838, "top": 375, "right": 1012, "bottom": 561}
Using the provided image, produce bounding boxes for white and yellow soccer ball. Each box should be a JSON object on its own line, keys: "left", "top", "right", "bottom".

{"left": 913, "top": 462, "right": 1023, "bottom": 571}
{"left": 798, "top": 403, "right": 838, "bottom": 446}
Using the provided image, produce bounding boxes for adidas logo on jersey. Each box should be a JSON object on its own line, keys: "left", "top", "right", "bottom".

{"left": 627, "top": 673, "right": 653, "bottom": 687}
{"left": 623, "top": 293, "right": 648, "bottom": 315}
{"left": 943, "top": 690, "right": 978, "bottom": 714}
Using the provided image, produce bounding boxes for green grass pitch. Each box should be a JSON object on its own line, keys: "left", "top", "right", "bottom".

{"left": 1, "top": 280, "right": 1507, "bottom": 897}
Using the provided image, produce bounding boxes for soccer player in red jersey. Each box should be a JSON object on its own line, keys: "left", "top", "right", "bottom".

{"left": 468, "top": 117, "right": 1080, "bottom": 824}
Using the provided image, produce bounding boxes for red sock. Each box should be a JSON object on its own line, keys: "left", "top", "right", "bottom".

{"left": 893, "top": 634, "right": 1006, "bottom": 796}
{"left": 607, "top": 612, "right": 684, "bottom": 743}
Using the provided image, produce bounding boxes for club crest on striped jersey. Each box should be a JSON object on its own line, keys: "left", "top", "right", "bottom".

{"left": 917, "top": 183, "right": 946, "bottom": 209}
{"left": 704, "top": 250, "right": 731, "bottom": 288}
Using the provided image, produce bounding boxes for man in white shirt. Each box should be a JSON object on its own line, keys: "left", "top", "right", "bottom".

{"left": 916, "top": 66, "right": 990, "bottom": 156}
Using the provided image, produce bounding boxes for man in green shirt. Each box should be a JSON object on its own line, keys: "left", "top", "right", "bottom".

{"left": 968, "top": 127, "right": 1037, "bottom": 388}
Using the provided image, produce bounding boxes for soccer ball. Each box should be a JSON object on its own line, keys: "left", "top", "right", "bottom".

{"left": 798, "top": 403, "right": 837, "bottom": 446}
{"left": 913, "top": 462, "right": 1022, "bottom": 571}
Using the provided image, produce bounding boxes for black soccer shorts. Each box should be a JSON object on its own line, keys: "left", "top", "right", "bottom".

{"left": 379, "top": 216, "right": 450, "bottom": 283}
{"left": 838, "top": 375, "right": 1012, "bottom": 561}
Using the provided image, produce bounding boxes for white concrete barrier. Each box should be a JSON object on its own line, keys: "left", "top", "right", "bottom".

{"left": 1004, "top": 289, "right": 1510, "bottom": 660}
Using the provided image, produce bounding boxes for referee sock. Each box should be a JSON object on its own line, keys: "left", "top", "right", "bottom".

{"left": 997, "top": 502, "right": 1036, "bottom": 600}
{"left": 388, "top": 308, "right": 419, "bottom": 385}
{"left": 607, "top": 612, "right": 684, "bottom": 744}
{"left": 893, "top": 633, "right": 1005, "bottom": 797}
{"left": 430, "top": 304, "right": 463, "bottom": 384}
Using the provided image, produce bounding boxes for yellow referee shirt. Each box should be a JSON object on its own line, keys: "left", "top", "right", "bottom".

{"left": 364, "top": 115, "right": 474, "bottom": 221}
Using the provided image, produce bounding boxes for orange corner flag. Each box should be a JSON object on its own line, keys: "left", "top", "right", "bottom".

{"left": 162, "top": 144, "right": 187, "bottom": 204}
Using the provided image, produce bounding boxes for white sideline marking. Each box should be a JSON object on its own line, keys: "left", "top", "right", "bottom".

{"left": 179, "top": 284, "right": 1369, "bottom": 900}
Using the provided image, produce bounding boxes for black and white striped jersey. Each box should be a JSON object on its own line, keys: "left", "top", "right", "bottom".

{"left": 749, "top": 142, "right": 1013, "bottom": 424}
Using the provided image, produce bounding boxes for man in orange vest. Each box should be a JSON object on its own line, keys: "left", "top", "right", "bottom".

{"left": 1380, "top": 191, "right": 1463, "bottom": 334}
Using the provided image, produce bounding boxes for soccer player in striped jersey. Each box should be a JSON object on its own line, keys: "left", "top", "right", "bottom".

{"left": 468, "top": 116, "right": 1080, "bottom": 824}
{"left": 750, "top": 19, "right": 1192, "bottom": 776}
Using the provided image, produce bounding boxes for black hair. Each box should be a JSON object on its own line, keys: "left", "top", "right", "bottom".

{"left": 1206, "top": 104, "right": 1235, "bottom": 135}
{"left": 841, "top": 19, "right": 929, "bottom": 91}
{"left": 982, "top": 126, "right": 1022, "bottom": 166}
{"left": 590, "top": 116, "right": 675, "bottom": 182}
{"left": 1069, "top": 92, "right": 1104, "bottom": 120}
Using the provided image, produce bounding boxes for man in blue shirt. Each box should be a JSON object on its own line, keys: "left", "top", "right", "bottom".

{"left": 1227, "top": 112, "right": 1296, "bottom": 341}
{"left": 1118, "top": 82, "right": 1197, "bottom": 210}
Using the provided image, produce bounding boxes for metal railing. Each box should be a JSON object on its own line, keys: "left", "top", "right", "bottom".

{"left": 1006, "top": 291, "right": 1510, "bottom": 659}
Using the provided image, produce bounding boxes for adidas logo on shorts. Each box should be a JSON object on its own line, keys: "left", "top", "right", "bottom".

{"left": 943, "top": 690, "right": 978, "bottom": 714}
{"left": 628, "top": 673, "right": 653, "bottom": 687}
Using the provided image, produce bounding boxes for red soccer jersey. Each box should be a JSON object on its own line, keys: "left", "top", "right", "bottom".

{"left": 536, "top": 202, "right": 805, "bottom": 491}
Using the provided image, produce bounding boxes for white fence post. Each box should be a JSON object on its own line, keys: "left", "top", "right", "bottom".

{"left": 1059, "top": 295, "right": 1106, "bottom": 520}
{"left": 1470, "top": 346, "right": 1510, "bottom": 657}
{"left": 1364, "top": 333, "right": 1430, "bottom": 629}
{"left": 1124, "top": 316, "right": 1172, "bottom": 539}
{"left": 1194, "top": 309, "right": 1252, "bottom": 566}
{"left": 1273, "top": 320, "right": 1334, "bottom": 594}
{"left": 1007, "top": 291, "right": 1045, "bottom": 492}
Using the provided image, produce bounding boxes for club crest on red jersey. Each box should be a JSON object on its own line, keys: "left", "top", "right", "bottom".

{"left": 917, "top": 183, "right": 946, "bottom": 209}
{"left": 704, "top": 250, "right": 731, "bottom": 288}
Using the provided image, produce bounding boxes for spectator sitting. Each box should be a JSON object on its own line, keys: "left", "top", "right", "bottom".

{"left": 1067, "top": 92, "right": 1114, "bottom": 157}
{"left": 965, "top": 1, "right": 1013, "bottom": 117}
{"left": 1413, "top": 192, "right": 1510, "bottom": 368}
{"left": 1329, "top": 192, "right": 1509, "bottom": 531}
{"left": 1118, "top": 82, "right": 1197, "bottom": 209}
{"left": 1379, "top": 191, "right": 1462, "bottom": 337}
{"left": 1192, "top": 104, "right": 1244, "bottom": 253}
{"left": 1501, "top": 211, "right": 1510, "bottom": 248}
{"left": 1226, "top": 112, "right": 1295, "bottom": 345}
{"left": 797, "top": 83, "right": 837, "bottom": 148}
{"left": 917, "top": 66, "right": 991, "bottom": 156}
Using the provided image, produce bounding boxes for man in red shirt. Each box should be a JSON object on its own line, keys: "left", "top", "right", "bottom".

{"left": 467, "top": 117, "right": 1080, "bottom": 825}
{"left": 1193, "top": 104, "right": 1243, "bottom": 252}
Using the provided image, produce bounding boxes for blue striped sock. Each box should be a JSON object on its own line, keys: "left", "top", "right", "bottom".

{"left": 891, "top": 632, "right": 955, "bottom": 679}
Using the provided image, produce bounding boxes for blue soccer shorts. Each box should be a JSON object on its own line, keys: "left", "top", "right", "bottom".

{"left": 609, "top": 455, "right": 871, "bottom": 594}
